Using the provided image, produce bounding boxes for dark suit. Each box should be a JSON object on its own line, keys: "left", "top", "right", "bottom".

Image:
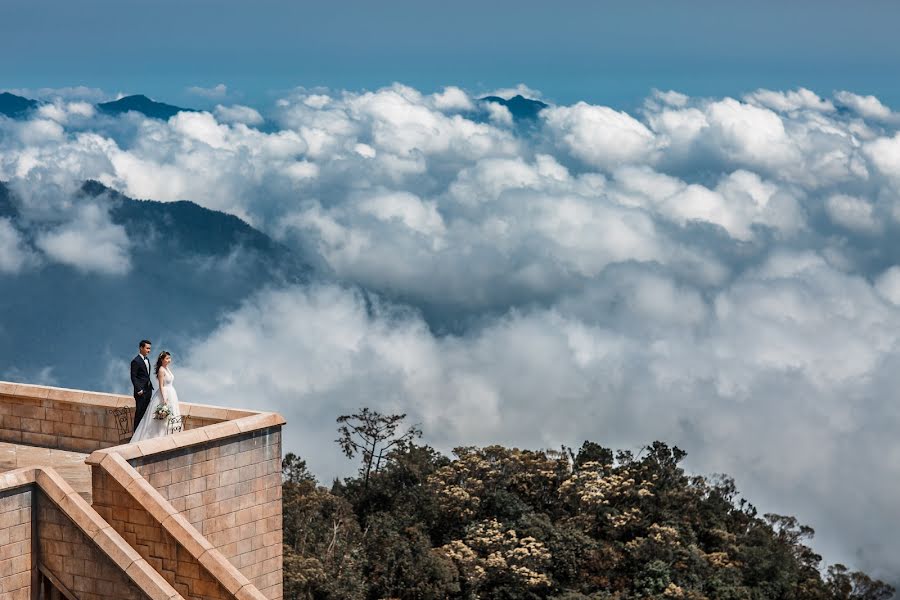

{"left": 130, "top": 354, "right": 154, "bottom": 431}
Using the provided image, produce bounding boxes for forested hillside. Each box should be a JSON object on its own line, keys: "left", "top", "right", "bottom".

{"left": 281, "top": 412, "right": 893, "bottom": 600}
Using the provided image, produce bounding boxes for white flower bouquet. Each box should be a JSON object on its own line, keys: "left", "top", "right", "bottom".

{"left": 153, "top": 403, "right": 172, "bottom": 420}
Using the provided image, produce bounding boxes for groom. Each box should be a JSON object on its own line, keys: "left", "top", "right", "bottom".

{"left": 130, "top": 339, "right": 154, "bottom": 432}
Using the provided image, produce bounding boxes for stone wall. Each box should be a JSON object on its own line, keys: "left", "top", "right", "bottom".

{"left": 132, "top": 426, "right": 283, "bottom": 600}
{"left": 0, "top": 386, "right": 126, "bottom": 453}
{"left": 35, "top": 488, "right": 153, "bottom": 600}
{"left": 91, "top": 467, "right": 232, "bottom": 600}
{"left": 0, "top": 384, "right": 258, "bottom": 454}
{"left": 0, "top": 486, "right": 32, "bottom": 600}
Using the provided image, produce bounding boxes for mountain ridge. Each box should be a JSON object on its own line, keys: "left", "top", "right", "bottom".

{"left": 0, "top": 92, "right": 39, "bottom": 118}
{"left": 96, "top": 94, "right": 195, "bottom": 120}
{"left": 479, "top": 94, "right": 548, "bottom": 120}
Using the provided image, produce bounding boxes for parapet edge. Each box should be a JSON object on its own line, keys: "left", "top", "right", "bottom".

{"left": 0, "top": 379, "right": 264, "bottom": 418}
{"left": 85, "top": 412, "right": 286, "bottom": 465}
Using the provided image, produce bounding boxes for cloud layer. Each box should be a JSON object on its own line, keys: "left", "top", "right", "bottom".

{"left": 4, "top": 84, "right": 900, "bottom": 581}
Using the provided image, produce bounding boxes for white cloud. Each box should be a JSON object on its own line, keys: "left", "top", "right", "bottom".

{"left": 875, "top": 266, "right": 900, "bottom": 305}
{"left": 485, "top": 102, "right": 513, "bottom": 126}
{"left": 357, "top": 191, "right": 446, "bottom": 237}
{"left": 483, "top": 83, "right": 543, "bottom": 100}
{"left": 213, "top": 104, "right": 264, "bottom": 126}
{"left": 187, "top": 83, "right": 228, "bottom": 98}
{"left": 543, "top": 102, "right": 657, "bottom": 169}
{"left": 835, "top": 90, "right": 894, "bottom": 121}
{"left": 0, "top": 218, "right": 36, "bottom": 273}
{"left": 702, "top": 98, "right": 800, "bottom": 167}
{"left": 175, "top": 264, "right": 900, "bottom": 580}
{"left": 744, "top": 88, "right": 835, "bottom": 113}
{"left": 430, "top": 86, "right": 474, "bottom": 112}
{"left": 650, "top": 89, "right": 689, "bottom": 108}
{"left": 825, "top": 194, "right": 879, "bottom": 233}
{"left": 34, "top": 203, "right": 131, "bottom": 274}
{"left": 863, "top": 132, "right": 900, "bottom": 178}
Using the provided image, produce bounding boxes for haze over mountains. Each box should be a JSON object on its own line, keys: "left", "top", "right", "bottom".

{"left": 0, "top": 180, "right": 311, "bottom": 387}
{"left": 1, "top": 91, "right": 194, "bottom": 120}
{"left": 0, "top": 90, "right": 549, "bottom": 123}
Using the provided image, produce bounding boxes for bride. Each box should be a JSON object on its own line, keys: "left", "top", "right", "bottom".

{"left": 131, "top": 351, "right": 181, "bottom": 442}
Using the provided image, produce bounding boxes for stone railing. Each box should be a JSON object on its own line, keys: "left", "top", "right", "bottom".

{"left": 0, "top": 381, "right": 260, "bottom": 453}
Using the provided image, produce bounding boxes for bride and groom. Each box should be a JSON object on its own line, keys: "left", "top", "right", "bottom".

{"left": 129, "top": 339, "right": 182, "bottom": 442}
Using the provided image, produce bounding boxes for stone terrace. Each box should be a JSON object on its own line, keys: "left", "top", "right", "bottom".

{"left": 0, "top": 380, "right": 284, "bottom": 600}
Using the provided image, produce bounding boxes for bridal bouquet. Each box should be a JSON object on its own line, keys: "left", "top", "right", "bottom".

{"left": 153, "top": 403, "right": 172, "bottom": 420}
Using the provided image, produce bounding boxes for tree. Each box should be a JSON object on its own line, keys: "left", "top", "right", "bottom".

{"left": 336, "top": 408, "right": 422, "bottom": 493}
{"left": 827, "top": 564, "right": 895, "bottom": 600}
{"left": 283, "top": 452, "right": 317, "bottom": 489}
{"left": 283, "top": 434, "right": 895, "bottom": 600}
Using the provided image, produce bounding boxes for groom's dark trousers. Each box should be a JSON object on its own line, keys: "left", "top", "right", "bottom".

{"left": 130, "top": 355, "right": 154, "bottom": 432}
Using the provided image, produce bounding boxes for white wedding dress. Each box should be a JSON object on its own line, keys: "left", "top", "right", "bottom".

{"left": 131, "top": 366, "right": 181, "bottom": 442}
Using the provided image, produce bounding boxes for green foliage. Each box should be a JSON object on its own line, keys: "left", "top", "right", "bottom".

{"left": 281, "top": 430, "right": 893, "bottom": 600}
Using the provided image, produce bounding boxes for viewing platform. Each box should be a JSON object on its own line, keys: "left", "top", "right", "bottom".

{"left": 0, "top": 380, "right": 285, "bottom": 600}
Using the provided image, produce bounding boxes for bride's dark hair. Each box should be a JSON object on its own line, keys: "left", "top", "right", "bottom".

{"left": 154, "top": 351, "right": 171, "bottom": 374}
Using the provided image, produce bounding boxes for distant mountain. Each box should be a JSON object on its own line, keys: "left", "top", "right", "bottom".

{"left": 0, "top": 180, "right": 16, "bottom": 218}
{"left": 479, "top": 94, "right": 548, "bottom": 121}
{"left": 0, "top": 92, "right": 38, "bottom": 118}
{"left": 97, "top": 95, "right": 195, "bottom": 120}
{"left": 0, "top": 181, "right": 312, "bottom": 390}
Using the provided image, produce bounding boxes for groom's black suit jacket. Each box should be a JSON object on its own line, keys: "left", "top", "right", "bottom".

{"left": 130, "top": 354, "right": 154, "bottom": 431}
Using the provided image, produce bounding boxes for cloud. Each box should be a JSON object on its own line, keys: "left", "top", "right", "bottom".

{"left": 543, "top": 102, "right": 657, "bottom": 169}
{"left": 187, "top": 83, "right": 228, "bottom": 98}
{"left": 6, "top": 83, "right": 900, "bottom": 579}
{"left": 483, "top": 83, "right": 544, "bottom": 100}
{"left": 835, "top": 90, "right": 895, "bottom": 121}
{"left": 175, "top": 266, "right": 900, "bottom": 581}
{"left": 431, "top": 86, "right": 475, "bottom": 112}
{"left": 864, "top": 132, "right": 900, "bottom": 179}
{"left": 875, "top": 266, "right": 900, "bottom": 305}
{"left": 34, "top": 203, "right": 131, "bottom": 275}
{"left": 744, "top": 87, "right": 835, "bottom": 113}
{"left": 825, "top": 193, "right": 879, "bottom": 233}
{"left": 213, "top": 104, "right": 264, "bottom": 126}
{"left": 0, "top": 218, "right": 36, "bottom": 273}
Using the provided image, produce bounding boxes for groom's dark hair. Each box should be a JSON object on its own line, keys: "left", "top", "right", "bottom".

{"left": 139, "top": 339, "right": 151, "bottom": 349}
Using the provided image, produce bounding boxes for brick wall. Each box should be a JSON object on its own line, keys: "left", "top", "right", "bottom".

{"left": 91, "top": 467, "right": 232, "bottom": 600}
{"left": 132, "top": 427, "right": 283, "bottom": 600}
{"left": 0, "top": 487, "right": 32, "bottom": 600}
{"left": 0, "top": 393, "right": 124, "bottom": 453}
{"left": 35, "top": 489, "right": 154, "bottom": 600}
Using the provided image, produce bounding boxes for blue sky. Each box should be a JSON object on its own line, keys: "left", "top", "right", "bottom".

{"left": 3, "top": 0, "right": 900, "bottom": 108}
